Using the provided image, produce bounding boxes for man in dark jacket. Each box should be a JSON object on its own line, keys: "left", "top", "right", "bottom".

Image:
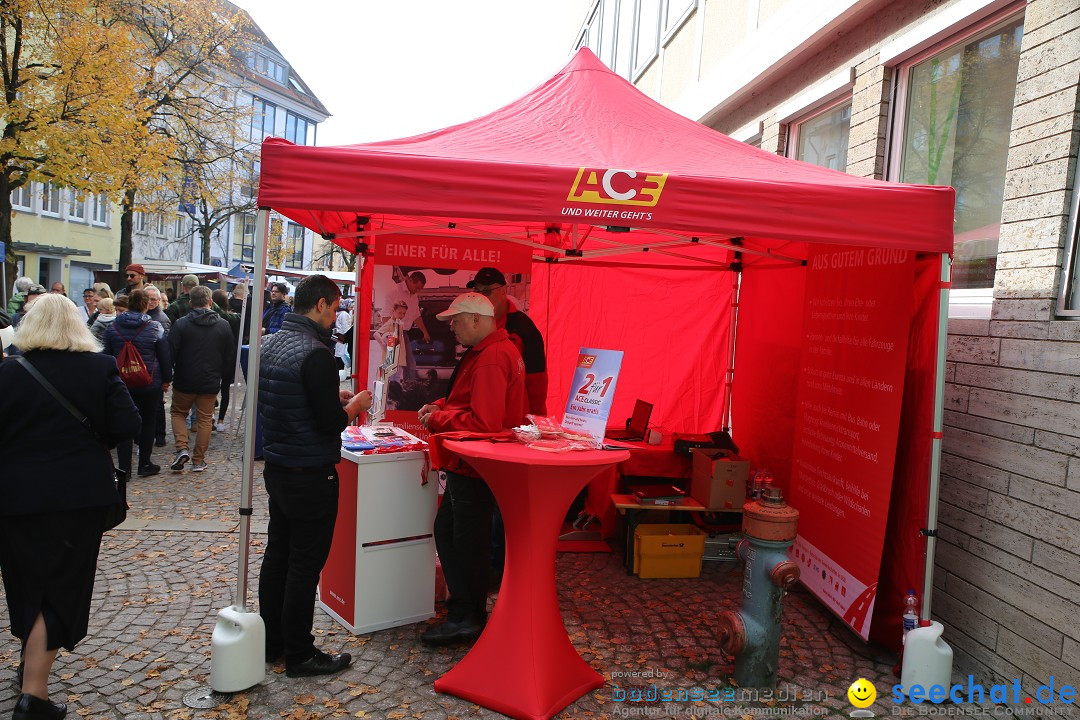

{"left": 165, "top": 274, "right": 199, "bottom": 324}
{"left": 212, "top": 289, "right": 241, "bottom": 431}
{"left": 262, "top": 282, "right": 291, "bottom": 334}
{"left": 167, "top": 286, "right": 233, "bottom": 472}
{"left": 258, "top": 275, "right": 371, "bottom": 678}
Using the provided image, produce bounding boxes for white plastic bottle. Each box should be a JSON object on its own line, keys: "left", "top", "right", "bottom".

{"left": 902, "top": 589, "right": 919, "bottom": 644}
{"left": 900, "top": 621, "right": 953, "bottom": 693}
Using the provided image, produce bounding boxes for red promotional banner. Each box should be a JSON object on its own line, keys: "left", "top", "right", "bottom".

{"left": 365, "top": 234, "right": 533, "bottom": 436}
{"left": 789, "top": 245, "right": 915, "bottom": 639}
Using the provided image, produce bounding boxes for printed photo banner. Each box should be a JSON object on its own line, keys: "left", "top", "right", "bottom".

{"left": 365, "top": 234, "right": 532, "bottom": 438}
{"left": 789, "top": 245, "right": 915, "bottom": 639}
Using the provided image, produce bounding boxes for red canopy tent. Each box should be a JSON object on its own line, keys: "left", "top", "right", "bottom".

{"left": 245, "top": 48, "right": 954, "bottom": 650}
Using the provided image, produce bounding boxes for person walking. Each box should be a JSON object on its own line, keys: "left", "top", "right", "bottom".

{"left": 89, "top": 298, "right": 117, "bottom": 343}
{"left": 167, "top": 286, "right": 233, "bottom": 473}
{"left": 416, "top": 292, "right": 527, "bottom": 646}
{"left": 77, "top": 288, "right": 98, "bottom": 323}
{"left": 6, "top": 277, "right": 33, "bottom": 315}
{"left": 211, "top": 289, "right": 241, "bottom": 431}
{"left": 0, "top": 293, "right": 140, "bottom": 720}
{"left": 115, "top": 264, "right": 148, "bottom": 298}
{"left": 143, "top": 285, "right": 171, "bottom": 447}
{"left": 258, "top": 274, "right": 371, "bottom": 677}
{"left": 103, "top": 289, "right": 172, "bottom": 477}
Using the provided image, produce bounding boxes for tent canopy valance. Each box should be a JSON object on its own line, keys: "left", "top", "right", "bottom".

{"left": 257, "top": 49, "right": 953, "bottom": 264}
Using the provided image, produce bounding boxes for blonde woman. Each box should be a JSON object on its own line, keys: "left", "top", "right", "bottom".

{"left": 0, "top": 293, "right": 140, "bottom": 720}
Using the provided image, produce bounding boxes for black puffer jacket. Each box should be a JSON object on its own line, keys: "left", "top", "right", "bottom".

{"left": 169, "top": 308, "right": 234, "bottom": 394}
{"left": 104, "top": 312, "right": 172, "bottom": 391}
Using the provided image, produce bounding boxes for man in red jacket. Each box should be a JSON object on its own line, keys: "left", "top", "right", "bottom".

{"left": 417, "top": 292, "right": 527, "bottom": 646}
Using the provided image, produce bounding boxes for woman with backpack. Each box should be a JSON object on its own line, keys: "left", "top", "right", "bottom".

{"left": 103, "top": 289, "right": 172, "bottom": 477}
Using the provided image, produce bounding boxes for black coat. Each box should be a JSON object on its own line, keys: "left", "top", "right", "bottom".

{"left": 0, "top": 350, "right": 141, "bottom": 516}
{"left": 169, "top": 307, "right": 234, "bottom": 394}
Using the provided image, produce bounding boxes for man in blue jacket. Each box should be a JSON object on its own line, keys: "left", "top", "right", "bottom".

{"left": 258, "top": 274, "right": 371, "bottom": 678}
{"left": 168, "top": 286, "right": 233, "bottom": 472}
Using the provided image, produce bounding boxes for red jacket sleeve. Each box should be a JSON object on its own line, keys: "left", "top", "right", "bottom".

{"left": 428, "top": 360, "right": 510, "bottom": 433}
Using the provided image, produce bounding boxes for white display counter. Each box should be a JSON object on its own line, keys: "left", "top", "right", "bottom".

{"left": 318, "top": 439, "right": 438, "bottom": 635}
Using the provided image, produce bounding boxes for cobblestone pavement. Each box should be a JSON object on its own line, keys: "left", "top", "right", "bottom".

{"left": 0, "top": 410, "right": 1067, "bottom": 720}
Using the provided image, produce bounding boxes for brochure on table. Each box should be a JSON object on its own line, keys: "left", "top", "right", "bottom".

{"left": 562, "top": 347, "right": 624, "bottom": 444}
{"left": 341, "top": 424, "right": 423, "bottom": 454}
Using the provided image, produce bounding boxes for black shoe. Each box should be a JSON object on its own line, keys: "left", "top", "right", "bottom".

{"left": 420, "top": 618, "right": 484, "bottom": 647}
{"left": 154, "top": 437, "right": 166, "bottom": 447}
{"left": 13, "top": 693, "right": 67, "bottom": 720}
{"left": 138, "top": 463, "right": 161, "bottom": 477}
{"left": 285, "top": 649, "right": 352, "bottom": 678}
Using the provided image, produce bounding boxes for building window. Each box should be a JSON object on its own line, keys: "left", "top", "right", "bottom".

{"left": 174, "top": 214, "right": 187, "bottom": 239}
{"left": 895, "top": 15, "right": 1023, "bottom": 291}
{"left": 284, "top": 112, "right": 313, "bottom": 146}
{"left": 11, "top": 184, "right": 33, "bottom": 211}
{"left": 251, "top": 97, "right": 276, "bottom": 140}
{"left": 661, "top": 0, "right": 696, "bottom": 40}
{"left": 234, "top": 214, "right": 256, "bottom": 264}
{"left": 633, "top": 0, "right": 661, "bottom": 77}
{"left": 285, "top": 222, "right": 304, "bottom": 269}
{"left": 790, "top": 100, "right": 851, "bottom": 171}
{"left": 153, "top": 214, "right": 165, "bottom": 236}
{"left": 67, "top": 189, "right": 87, "bottom": 221}
{"left": 91, "top": 193, "right": 109, "bottom": 225}
{"left": 40, "top": 182, "right": 61, "bottom": 216}
{"left": 249, "top": 52, "right": 287, "bottom": 84}
{"left": 136, "top": 212, "right": 149, "bottom": 233}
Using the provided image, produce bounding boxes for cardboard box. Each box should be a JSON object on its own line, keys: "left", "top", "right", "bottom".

{"left": 634, "top": 524, "right": 706, "bottom": 578}
{"left": 690, "top": 449, "right": 750, "bottom": 510}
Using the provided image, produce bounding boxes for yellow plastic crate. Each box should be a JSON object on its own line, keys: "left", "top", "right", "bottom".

{"left": 633, "top": 523, "right": 706, "bottom": 578}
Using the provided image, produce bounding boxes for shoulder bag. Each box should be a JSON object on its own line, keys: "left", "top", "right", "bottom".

{"left": 14, "top": 356, "right": 128, "bottom": 530}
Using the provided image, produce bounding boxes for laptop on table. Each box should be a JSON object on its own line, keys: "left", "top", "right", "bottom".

{"left": 605, "top": 399, "right": 653, "bottom": 442}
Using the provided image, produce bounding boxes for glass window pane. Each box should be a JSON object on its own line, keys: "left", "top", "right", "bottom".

{"left": 899, "top": 17, "right": 1023, "bottom": 290}
{"left": 795, "top": 102, "right": 851, "bottom": 171}
{"left": 613, "top": 0, "right": 636, "bottom": 78}
{"left": 634, "top": 0, "right": 661, "bottom": 73}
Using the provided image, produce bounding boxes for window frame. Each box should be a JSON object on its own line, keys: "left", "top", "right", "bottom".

{"left": 1056, "top": 159, "right": 1080, "bottom": 317}
{"left": 284, "top": 111, "right": 313, "bottom": 146}
{"left": 251, "top": 96, "right": 276, "bottom": 140}
{"left": 632, "top": 0, "right": 662, "bottom": 81}
{"left": 67, "top": 188, "right": 87, "bottom": 222}
{"left": 91, "top": 193, "right": 109, "bottom": 226}
{"left": 235, "top": 213, "right": 256, "bottom": 264}
{"left": 660, "top": 0, "right": 696, "bottom": 45}
{"left": 40, "top": 182, "right": 62, "bottom": 217}
{"left": 786, "top": 95, "right": 853, "bottom": 171}
{"left": 11, "top": 183, "right": 34, "bottom": 212}
{"left": 285, "top": 222, "right": 305, "bottom": 269}
{"left": 887, "top": 9, "right": 1025, "bottom": 318}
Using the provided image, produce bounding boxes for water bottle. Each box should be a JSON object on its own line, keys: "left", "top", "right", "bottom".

{"left": 760, "top": 469, "right": 774, "bottom": 497}
{"left": 902, "top": 590, "right": 919, "bottom": 644}
{"left": 749, "top": 470, "right": 762, "bottom": 499}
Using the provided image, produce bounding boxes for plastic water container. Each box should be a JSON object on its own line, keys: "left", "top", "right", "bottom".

{"left": 210, "top": 605, "right": 266, "bottom": 692}
{"left": 900, "top": 621, "right": 953, "bottom": 692}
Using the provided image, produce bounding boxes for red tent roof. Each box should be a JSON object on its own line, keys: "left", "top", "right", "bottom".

{"left": 257, "top": 48, "right": 953, "bottom": 261}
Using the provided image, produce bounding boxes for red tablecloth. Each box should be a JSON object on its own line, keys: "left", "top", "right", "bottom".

{"left": 434, "top": 441, "right": 630, "bottom": 720}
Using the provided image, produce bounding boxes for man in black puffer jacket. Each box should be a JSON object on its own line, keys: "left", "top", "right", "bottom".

{"left": 257, "top": 274, "right": 371, "bottom": 679}
{"left": 167, "top": 286, "right": 233, "bottom": 473}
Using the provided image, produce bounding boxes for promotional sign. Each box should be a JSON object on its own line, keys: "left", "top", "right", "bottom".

{"left": 562, "top": 348, "right": 624, "bottom": 443}
{"left": 366, "top": 234, "right": 532, "bottom": 438}
{"left": 789, "top": 245, "right": 914, "bottom": 639}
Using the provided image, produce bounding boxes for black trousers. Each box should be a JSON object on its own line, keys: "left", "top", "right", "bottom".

{"left": 434, "top": 471, "right": 495, "bottom": 624}
{"left": 155, "top": 394, "right": 166, "bottom": 442}
{"left": 117, "top": 388, "right": 162, "bottom": 474}
{"left": 258, "top": 463, "right": 338, "bottom": 664}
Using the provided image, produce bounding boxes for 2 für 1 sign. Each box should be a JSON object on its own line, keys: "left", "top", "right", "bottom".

{"left": 562, "top": 348, "right": 623, "bottom": 444}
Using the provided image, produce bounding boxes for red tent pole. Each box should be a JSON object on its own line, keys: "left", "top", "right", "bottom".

{"left": 921, "top": 252, "right": 951, "bottom": 620}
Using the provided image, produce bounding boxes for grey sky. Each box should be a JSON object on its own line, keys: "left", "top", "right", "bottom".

{"left": 242, "top": 0, "right": 589, "bottom": 146}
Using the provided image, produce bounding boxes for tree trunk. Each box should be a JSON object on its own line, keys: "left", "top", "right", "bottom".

{"left": 120, "top": 187, "right": 136, "bottom": 271}
{"left": 0, "top": 174, "right": 15, "bottom": 300}
{"left": 201, "top": 225, "right": 213, "bottom": 266}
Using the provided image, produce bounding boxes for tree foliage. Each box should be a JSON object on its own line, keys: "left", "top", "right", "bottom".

{"left": 112, "top": 0, "right": 253, "bottom": 269}
{"left": 0, "top": 0, "right": 147, "bottom": 288}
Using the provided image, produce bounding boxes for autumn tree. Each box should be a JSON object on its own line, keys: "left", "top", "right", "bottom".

{"left": 111, "top": 0, "right": 252, "bottom": 270}
{"left": 311, "top": 240, "right": 358, "bottom": 273}
{"left": 0, "top": 0, "right": 145, "bottom": 290}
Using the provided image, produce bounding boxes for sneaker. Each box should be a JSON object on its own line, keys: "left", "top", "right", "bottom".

{"left": 214, "top": 422, "right": 226, "bottom": 432}
{"left": 170, "top": 450, "right": 190, "bottom": 471}
{"left": 192, "top": 461, "right": 208, "bottom": 472}
{"left": 137, "top": 463, "right": 161, "bottom": 477}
